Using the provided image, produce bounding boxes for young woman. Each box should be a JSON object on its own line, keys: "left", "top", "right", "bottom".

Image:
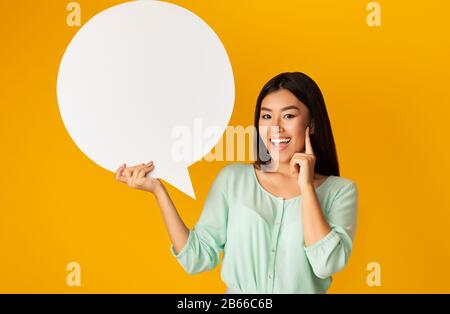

{"left": 115, "top": 72, "right": 358, "bottom": 294}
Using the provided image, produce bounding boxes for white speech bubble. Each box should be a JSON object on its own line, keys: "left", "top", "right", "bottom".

{"left": 57, "top": 0, "right": 235, "bottom": 199}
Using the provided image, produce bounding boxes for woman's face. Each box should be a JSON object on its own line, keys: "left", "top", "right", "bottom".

{"left": 258, "top": 88, "right": 312, "bottom": 164}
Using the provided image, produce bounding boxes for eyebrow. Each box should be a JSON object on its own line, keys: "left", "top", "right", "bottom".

{"left": 260, "top": 105, "right": 300, "bottom": 112}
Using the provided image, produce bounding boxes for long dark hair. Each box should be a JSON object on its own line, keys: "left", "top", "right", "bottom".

{"left": 253, "top": 72, "right": 340, "bottom": 176}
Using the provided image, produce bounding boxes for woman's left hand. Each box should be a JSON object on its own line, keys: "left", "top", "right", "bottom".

{"left": 290, "top": 126, "right": 316, "bottom": 192}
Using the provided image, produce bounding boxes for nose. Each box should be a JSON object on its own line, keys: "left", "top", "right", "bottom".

{"left": 268, "top": 124, "right": 284, "bottom": 137}
{"left": 270, "top": 116, "right": 285, "bottom": 133}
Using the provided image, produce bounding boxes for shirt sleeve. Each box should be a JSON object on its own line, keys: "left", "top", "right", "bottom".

{"left": 304, "top": 181, "right": 358, "bottom": 279}
{"left": 169, "top": 167, "right": 229, "bottom": 275}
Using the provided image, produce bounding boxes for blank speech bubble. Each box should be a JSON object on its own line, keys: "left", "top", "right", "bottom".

{"left": 57, "top": 0, "right": 235, "bottom": 199}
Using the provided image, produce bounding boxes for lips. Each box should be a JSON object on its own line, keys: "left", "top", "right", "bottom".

{"left": 270, "top": 137, "right": 291, "bottom": 151}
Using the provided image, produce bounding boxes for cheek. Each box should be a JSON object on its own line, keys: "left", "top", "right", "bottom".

{"left": 257, "top": 127, "right": 268, "bottom": 144}
{"left": 284, "top": 122, "right": 306, "bottom": 151}
{"left": 258, "top": 123, "right": 274, "bottom": 139}
{"left": 284, "top": 122, "right": 303, "bottom": 138}
{"left": 260, "top": 133, "right": 268, "bottom": 143}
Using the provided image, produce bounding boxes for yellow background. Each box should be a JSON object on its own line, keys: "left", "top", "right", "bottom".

{"left": 1, "top": 0, "right": 449, "bottom": 293}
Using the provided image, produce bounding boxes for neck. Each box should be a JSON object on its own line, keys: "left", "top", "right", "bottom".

{"left": 260, "top": 160, "right": 295, "bottom": 178}
{"left": 258, "top": 160, "right": 319, "bottom": 179}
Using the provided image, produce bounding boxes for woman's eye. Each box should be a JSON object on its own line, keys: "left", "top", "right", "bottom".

{"left": 284, "top": 114, "right": 295, "bottom": 119}
{"left": 261, "top": 114, "right": 271, "bottom": 119}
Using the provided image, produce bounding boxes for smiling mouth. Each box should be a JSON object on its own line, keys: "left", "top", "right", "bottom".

{"left": 270, "top": 137, "right": 291, "bottom": 151}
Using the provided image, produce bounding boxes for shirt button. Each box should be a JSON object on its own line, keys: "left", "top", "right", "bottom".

{"left": 268, "top": 274, "right": 272, "bottom": 279}
{"left": 271, "top": 248, "right": 276, "bottom": 253}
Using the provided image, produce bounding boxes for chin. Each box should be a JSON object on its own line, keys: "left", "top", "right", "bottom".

{"left": 268, "top": 150, "right": 294, "bottom": 164}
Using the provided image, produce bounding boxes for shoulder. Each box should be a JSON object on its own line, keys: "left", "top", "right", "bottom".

{"left": 327, "top": 175, "right": 358, "bottom": 200}
{"left": 208, "top": 163, "right": 252, "bottom": 198}
{"left": 329, "top": 175, "right": 356, "bottom": 189}
{"left": 217, "top": 162, "right": 252, "bottom": 178}
{"left": 212, "top": 162, "right": 252, "bottom": 189}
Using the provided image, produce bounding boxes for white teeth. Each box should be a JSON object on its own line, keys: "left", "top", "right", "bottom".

{"left": 270, "top": 138, "right": 291, "bottom": 144}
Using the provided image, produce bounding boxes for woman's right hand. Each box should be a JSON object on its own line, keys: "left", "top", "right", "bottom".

{"left": 115, "top": 161, "right": 162, "bottom": 194}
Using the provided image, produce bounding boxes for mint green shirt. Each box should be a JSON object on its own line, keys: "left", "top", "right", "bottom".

{"left": 170, "top": 163, "right": 358, "bottom": 294}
